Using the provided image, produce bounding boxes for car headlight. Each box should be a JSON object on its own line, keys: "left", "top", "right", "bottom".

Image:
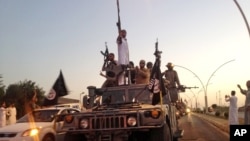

{"left": 22, "top": 128, "right": 39, "bottom": 137}
{"left": 127, "top": 116, "right": 137, "bottom": 126}
{"left": 80, "top": 118, "right": 89, "bottom": 129}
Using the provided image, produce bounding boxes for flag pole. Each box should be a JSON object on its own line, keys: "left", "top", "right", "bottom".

{"left": 158, "top": 42, "right": 164, "bottom": 114}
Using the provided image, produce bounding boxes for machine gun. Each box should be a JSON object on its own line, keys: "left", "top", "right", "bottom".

{"left": 178, "top": 85, "right": 199, "bottom": 92}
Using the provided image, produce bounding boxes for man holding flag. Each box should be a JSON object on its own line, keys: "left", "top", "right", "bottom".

{"left": 148, "top": 41, "right": 169, "bottom": 105}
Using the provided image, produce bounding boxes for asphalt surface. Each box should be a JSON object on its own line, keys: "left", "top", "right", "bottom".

{"left": 192, "top": 112, "right": 230, "bottom": 133}
{"left": 179, "top": 113, "right": 229, "bottom": 141}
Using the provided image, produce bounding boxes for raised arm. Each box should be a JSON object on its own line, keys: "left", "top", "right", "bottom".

{"left": 237, "top": 84, "right": 247, "bottom": 95}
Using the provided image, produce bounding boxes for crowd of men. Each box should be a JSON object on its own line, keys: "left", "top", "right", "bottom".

{"left": 99, "top": 29, "right": 183, "bottom": 105}
{"left": 0, "top": 101, "right": 16, "bottom": 128}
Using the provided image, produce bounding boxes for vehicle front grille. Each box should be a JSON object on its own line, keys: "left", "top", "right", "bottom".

{"left": 0, "top": 133, "right": 17, "bottom": 137}
{"left": 90, "top": 115, "right": 126, "bottom": 129}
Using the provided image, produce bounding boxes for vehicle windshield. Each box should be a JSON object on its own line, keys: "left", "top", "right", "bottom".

{"left": 17, "top": 109, "right": 60, "bottom": 123}
{"left": 100, "top": 86, "right": 169, "bottom": 105}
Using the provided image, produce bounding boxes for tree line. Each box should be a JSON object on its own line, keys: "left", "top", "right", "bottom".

{"left": 0, "top": 74, "right": 46, "bottom": 119}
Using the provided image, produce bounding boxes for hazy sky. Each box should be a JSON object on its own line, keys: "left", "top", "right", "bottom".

{"left": 1, "top": 0, "right": 250, "bottom": 108}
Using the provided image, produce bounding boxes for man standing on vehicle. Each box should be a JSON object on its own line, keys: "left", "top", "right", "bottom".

{"left": 117, "top": 29, "right": 129, "bottom": 85}
{"left": 162, "top": 62, "right": 181, "bottom": 103}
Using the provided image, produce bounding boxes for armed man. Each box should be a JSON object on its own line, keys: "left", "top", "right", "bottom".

{"left": 162, "top": 62, "right": 181, "bottom": 103}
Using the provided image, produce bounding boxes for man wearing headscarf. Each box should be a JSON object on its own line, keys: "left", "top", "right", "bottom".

{"left": 162, "top": 62, "right": 181, "bottom": 103}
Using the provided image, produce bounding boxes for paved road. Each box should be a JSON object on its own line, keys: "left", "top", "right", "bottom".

{"left": 178, "top": 113, "right": 229, "bottom": 141}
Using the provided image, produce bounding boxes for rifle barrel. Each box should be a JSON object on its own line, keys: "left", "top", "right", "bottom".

{"left": 116, "top": 0, "right": 121, "bottom": 32}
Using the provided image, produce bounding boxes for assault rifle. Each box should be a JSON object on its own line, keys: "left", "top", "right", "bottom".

{"left": 154, "top": 39, "right": 162, "bottom": 59}
{"left": 100, "top": 42, "right": 109, "bottom": 61}
{"left": 116, "top": 0, "right": 121, "bottom": 33}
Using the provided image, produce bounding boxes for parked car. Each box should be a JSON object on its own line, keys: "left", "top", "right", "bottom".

{"left": 0, "top": 107, "right": 80, "bottom": 141}
{"left": 54, "top": 103, "right": 82, "bottom": 111}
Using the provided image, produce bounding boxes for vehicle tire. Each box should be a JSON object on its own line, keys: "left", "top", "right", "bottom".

{"left": 42, "top": 134, "right": 54, "bottom": 141}
{"left": 64, "top": 133, "right": 86, "bottom": 141}
{"left": 150, "top": 123, "right": 172, "bottom": 141}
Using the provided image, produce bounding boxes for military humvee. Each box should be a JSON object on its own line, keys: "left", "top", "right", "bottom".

{"left": 54, "top": 40, "right": 184, "bottom": 141}
{"left": 55, "top": 81, "right": 184, "bottom": 141}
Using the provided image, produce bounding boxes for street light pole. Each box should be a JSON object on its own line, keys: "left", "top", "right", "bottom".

{"left": 204, "top": 59, "right": 235, "bottom": 112}
{"left": 182, "top": 93, "right": 193, "bottom": 110}
{"left": 233, "top": 0, "right": 250, "bottom": 38}
{"left": 189, "top": 89, "right": 197, "bottom": 109}
{"left": 189, "top": 89, "right": 203, "bottom": 110}
{"left": 175, "top": 59, "right": 235, "bottom": 113}
{"left": 174, "top": 65, "right": 206, "bottom": 111}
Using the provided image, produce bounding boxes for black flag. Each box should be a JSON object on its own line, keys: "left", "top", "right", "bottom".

{"left": 43, "top": 70, "right": 68, "bottom": 106}
{"left": 148, "top": 41, "right": 167, "bottom": 105}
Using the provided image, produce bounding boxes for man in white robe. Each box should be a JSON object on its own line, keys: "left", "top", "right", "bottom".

{"left": 225, "top": 90, "right": 238, "bottom": 125}
{"left": 7, "top": 103, "right": 16, "bottom": 125}
{"left": 0, "top": 102, "right": 7, "bottom": 127}
{"left": 117, "top": 29, "right": 129, "bottom": 85}
{"left": 238, "top": 80, "right": 250, "bottom": 125}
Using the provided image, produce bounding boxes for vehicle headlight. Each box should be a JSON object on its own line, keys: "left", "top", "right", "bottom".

{"left": 80, "top": 118, "right": 89, "bottom": 129}
{"left": 22, "top": 128, "right": 39, "bottom": 137}
{"left": 151, "top": 109, "right": 161, "bottom": 119}
{"left": 186, "top": 108, "right": 191, "bottom": 113}
{"left": 65, "top": 115, "right": 74, "bottom": 123}
{"left": 127, "top": 116, "right": 137, "bottom": 126}
{"left": 144, "top": 109, "right": 161, "bottom": 119}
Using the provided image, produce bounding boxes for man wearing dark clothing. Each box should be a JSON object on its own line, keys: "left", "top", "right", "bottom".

{"left": 162, "top": 62, "right": 181, "bottom": 103}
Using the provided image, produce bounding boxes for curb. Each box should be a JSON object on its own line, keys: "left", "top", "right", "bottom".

{"left": 192, "top": 113, "right": 229, "bottom": 133}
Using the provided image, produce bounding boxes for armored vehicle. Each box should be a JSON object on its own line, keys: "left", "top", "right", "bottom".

{"left": 56, "top": 84, "right": 182, "bottom": 141}
{"left": 54, "top": 44, "right": 183, "bottom": 141}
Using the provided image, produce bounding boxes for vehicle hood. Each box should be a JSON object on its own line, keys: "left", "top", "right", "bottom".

{"left": 0, "top": 122, "right": 52, "bottom": 132}
{"left": 91, "top": 103, "right": 165, "bottom": 112}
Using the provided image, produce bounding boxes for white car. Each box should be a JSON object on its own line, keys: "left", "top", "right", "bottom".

{"left": 0, "top": 107, "right": 80, "bottom": 141}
